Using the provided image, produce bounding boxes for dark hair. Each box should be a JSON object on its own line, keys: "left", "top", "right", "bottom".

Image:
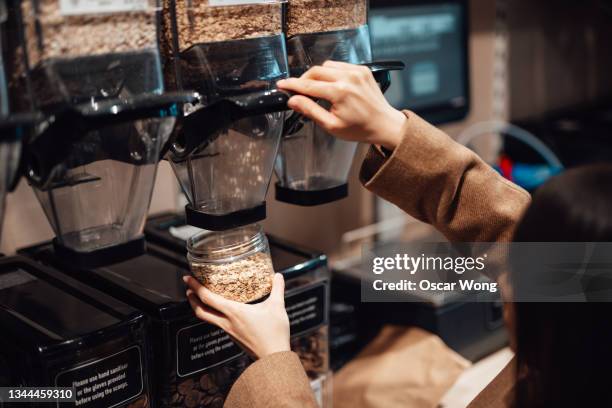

{"left": 511, "top": 164, "right": 612, "bottom": 407}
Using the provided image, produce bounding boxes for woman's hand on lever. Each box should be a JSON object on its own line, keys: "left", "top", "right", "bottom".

{"left": 277, "top": 60, "right": 407, "bottom": 151}
{"left": 183, "top": 274, "right": 291, "bottom": 360}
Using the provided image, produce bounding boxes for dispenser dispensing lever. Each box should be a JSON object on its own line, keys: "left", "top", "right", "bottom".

{"left": 26, "top": 93, "right": 197, "bottom": 189}
{"left": 174, "top": 89, "right": 291, "bottom": 159}
{"left": 362, "top": 61, "right": 406, "bottom": 93}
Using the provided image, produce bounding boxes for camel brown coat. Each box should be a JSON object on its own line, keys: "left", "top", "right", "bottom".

{"left": 225, "top": 111, "right": 532, "bottom": 408}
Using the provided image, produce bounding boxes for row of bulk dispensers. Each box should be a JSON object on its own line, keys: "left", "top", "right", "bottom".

{"left": 0, "top": 0, "right": 403, "bottom": 407}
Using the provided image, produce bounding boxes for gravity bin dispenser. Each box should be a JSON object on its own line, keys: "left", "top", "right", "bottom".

{"left": 162, "top": 0, "right": 290, "bottom": 231}
{"left": 276, "top": 0, "right": 404, "bottom": 206}
{"left": 9, "top": 0, "right": 196, "bottom": 267}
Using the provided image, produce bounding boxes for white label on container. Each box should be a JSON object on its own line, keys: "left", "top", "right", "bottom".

{"left": 208, "top": 0, "right": 279, "bottom": 6}
{"left": 286, "top": 281, "right": 328, "bottom": 338}
{"left": 176, "top": 322, "right": 244, "bottom": 378}
{"left": 54, "top": 346, "right": 144, "bottom": 408}
{"left": 59, "top": 0, "right": 150, "bottom": 16}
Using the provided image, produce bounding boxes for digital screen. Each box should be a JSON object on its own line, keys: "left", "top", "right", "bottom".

{"left": 370, "top": 2, "right": 468, "bottom": 124}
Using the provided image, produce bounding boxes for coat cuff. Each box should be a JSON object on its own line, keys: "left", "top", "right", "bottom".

{"left": 225, "top": 351, "right": 318, "bottom": 408}
{"left": 358, "top": 110, "right": 531, "bottom": 244}
{"left": 359, "top": 110, "right": 431, "bottom": 189}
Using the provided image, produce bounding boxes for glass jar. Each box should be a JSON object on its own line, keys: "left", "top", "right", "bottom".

{"left": 187, "top": 224, "right": 274, "bottom": 303}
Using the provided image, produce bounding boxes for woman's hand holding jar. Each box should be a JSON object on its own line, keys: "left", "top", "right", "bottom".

{"left": 183, "top": 273, "right": 291, "bottom": 359}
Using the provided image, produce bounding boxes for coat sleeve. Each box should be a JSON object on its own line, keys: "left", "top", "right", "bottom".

{"left": 225, "top": 352, "right": 318, "bottom": 408}
{"left": 360, "top": 111, "right": 531, "bottom": 243}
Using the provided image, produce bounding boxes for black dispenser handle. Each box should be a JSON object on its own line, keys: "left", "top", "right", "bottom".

{"left": 171, "top": 61, "right": 406, "bottom": 158}
{"left": 26, "top": 92, "right": 197, "bottom": 189}
{"left": 363, "top": 60, "right": 406, "bottom": 93}
{"left": 171, "top": 89, "right": 291, "bottom": 159}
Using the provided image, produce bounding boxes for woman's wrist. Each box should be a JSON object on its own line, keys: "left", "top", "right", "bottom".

{"left": 260, "top": 342, "right": 291, "bottom": 359}
{"left": 375, "top": 108, "right": 407, "bottom": 151}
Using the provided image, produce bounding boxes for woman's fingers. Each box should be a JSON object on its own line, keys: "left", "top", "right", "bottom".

{"left": 186, "top": 289, "right": 231, "bottom": 330}
{"left": 323, "top": 60, "right": 373, "bottom": 83}
{"left": 287, "top": 95, "right": 342, "bottom": 132}
{"left": 300, "top": 66, "right": 344, "bottom": 82}
{"left": 268, "top": 273, "right": 286, "bottom": 307}
{"left": 183, "top": 276, "right": 236, "bottom": 315}
{"left": 277, "top": 78, "right": 337, "bottom": 102}
{"left": 323, "top": 60, "right": 364, "bottom": 71}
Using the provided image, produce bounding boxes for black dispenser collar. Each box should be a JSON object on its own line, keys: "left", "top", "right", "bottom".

{"left": 185, "top": 202, "right": 267, "bottom": 232}
{"left": 275, "top": 182, "right": 349, "bottom": 206}
{"left": 52, "top": 235, "right": 147, "bottom": 269}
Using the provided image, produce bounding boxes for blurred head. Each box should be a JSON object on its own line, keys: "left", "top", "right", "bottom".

{"left": 510, "top": 163, "right": 612, "bottom": 407}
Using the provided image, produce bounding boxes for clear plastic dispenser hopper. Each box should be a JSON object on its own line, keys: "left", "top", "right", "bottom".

{"left": 275, "top": 25, "right": 405, "bottom": 206}
{"left": 25, "top": 94, "right": 196, "bottom": 267}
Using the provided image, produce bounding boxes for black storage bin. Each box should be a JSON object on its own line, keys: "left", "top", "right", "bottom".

{"left": 20, "top": 242, "right": 249, "bottom": 408}
{"left": 0, "top": 256, "right": 151, "bottom": 407}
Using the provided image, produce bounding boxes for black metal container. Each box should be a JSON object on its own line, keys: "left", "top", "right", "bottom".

{"left": 0, "top": 256, "right": 151, "bottom": 407}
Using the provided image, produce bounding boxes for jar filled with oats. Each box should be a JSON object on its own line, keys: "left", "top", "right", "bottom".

{"left": 187, "top": 225, "right": 275, "bottom": 303}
